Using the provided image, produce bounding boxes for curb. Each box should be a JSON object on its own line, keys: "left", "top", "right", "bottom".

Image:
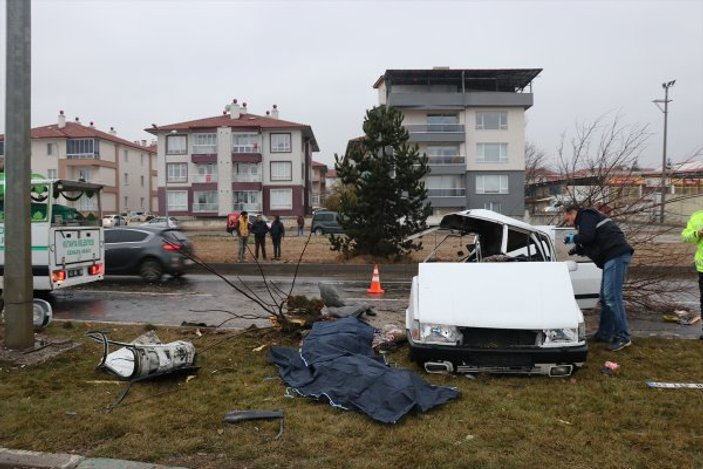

{"left": 0, "top": 448, "right": 187, "bottom": 469}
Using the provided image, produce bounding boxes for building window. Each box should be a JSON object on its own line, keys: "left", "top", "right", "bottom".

{"left": 0, "top": 141, "right": 4, "bottom": 155}
{"left": 233, "top": 163, "right": 260, "bottom": 182}
{"left": 123, "top": 150, "right": 128, "bottom": 162}
{"left": 167, "top": 190, "right": 188, "bottom": 211}
{"left": 476, "top": 143, "right": 508, "bottom": 163}
{"left": 270, "top": 133, "right": 292, "bottom": 153}
{"left": 47, "top": 143, "right": 54, "bottom": 155}
{"left": 270, "top": 161, "right": 292, "bottom": 181}
{"left": 66, "top": 138, "right": 100, "bottom": 158}
{"left": 79, "top": 168, "right": 92, "bottom": 181}
{"left": 232, "top": 133, "right": 260, "bottom": 153}
{"left": 484, "top": 201, "right": 503, "bottom": 213}
{"left": 47, "top": 168, "right": 58, "bottom": 179}
{"left": 124, "top": 196, "right": 128, "bottom": 208}
{"left": 140, "top": 175, "right": 145, "bottom": 187}
{"left": 195, "top": 163, "right": 218, "bottom": 183}
{"left": 141, "top": 154, "right": 145, "bottom": 166}
{"left": 233, "top": 191, "right": 261, "bottom": 211}
{"left": 426, "top": 145, "right": 463, "bottom": 165}
{"left": 476, "top": 175, "right": 509, "bottom": 194}
{"left": 426, "top": 113, "right": 460, "bottom": 132}
{"left": 270, "top": 188, "right": 293, "bottom": 210}
{"left": 193, "top": 191, "right": 218, "bottom": 212}
{"left": 476, "top": 111, "right": 508, "bottom": 130}
{"left": 166, "top": 134, "right": 187, "bottom": 155}
{"left": 167, "top": 163, "right": 188, "bottom": 183}
{"left": 124, "top": 173, "right": 129, "bottom": 185}
{"left": 192, "top": 133, "right": 217, "bottom": 154}
{"left": 140, "top": 197, "right": 145, "bottom": 209}
{"left": 426, "top": 175, "right": 465, "bottom": 197}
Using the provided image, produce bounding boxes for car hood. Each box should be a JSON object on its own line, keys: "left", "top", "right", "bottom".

{"left": 415, "top": 262, "right": 582, "bottom": 329}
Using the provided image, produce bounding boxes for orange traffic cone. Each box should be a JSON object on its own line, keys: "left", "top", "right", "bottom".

{"left": 367, "top": 264, "right": 385, "bottom": 294}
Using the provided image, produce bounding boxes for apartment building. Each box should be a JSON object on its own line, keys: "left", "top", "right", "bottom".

{"left": 373, "top": 68, "right": 542, "bottom": 216}
{"left": 146, "top": 101, "right": 319, "bottom": 217}
{"left": 0, "top": 111, "right": 157, "bottom": 214}
{"left": 311, "top": 160, "right": 328, "bottom": 208}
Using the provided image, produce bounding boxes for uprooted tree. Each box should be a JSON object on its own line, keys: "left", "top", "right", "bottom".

{"left": 331, "top": 106, "right": 431, "bottom": 259}
{"left": 548, "top": 113, "right": 700, "bottom": 313}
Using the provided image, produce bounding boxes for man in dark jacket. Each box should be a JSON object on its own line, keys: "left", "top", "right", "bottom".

{"left": 269, "top": 215, "right": 285, "bottom": 260}
{"left": 563, "top": 204, "right": 634, "bottom": 351}
{"left": 251, "top": 215, "right": 269, "bottom": 260}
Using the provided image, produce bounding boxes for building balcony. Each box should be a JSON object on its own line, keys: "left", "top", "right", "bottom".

{"left": 192, "top": 203, "right": 218, "bottom": 213}
{"left": 406, "top": 124, "right": 465, "bottom": 143}
{"left": 427, "top": 155, "right": 466, "bottom": 166}
{"left": 66, "top": 153, "right": 100, "bottom": 159}
{"left": 232, "top": 143, "right": 262, "bottom": 154}
{"left": 388, "top": 91, "right": 534, "bottom": 109}
{"left": 191, "top": 154, "right": 217, "bottom": 164}
{"left": 427, "top": 188, "right": 466, "bottom": 198}
{"left": 192, "top": 145, "right": 217, "bottom": 155}
{"left": 233, "top": 202, "right": 262, "bottom": 212}
{"left": 194, "top": 174, "right": 218, "bottom": 183}
{"left": 232, "top": 173, "right": 262, "bottom": 183}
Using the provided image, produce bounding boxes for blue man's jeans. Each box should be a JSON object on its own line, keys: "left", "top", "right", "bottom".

{"left": 597, "top": 253, "right": 632, "bottom": 341}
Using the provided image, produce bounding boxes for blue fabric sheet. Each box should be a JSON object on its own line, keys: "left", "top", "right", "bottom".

{"left": 268, "top": 317, "right": 459, "bottom": 424}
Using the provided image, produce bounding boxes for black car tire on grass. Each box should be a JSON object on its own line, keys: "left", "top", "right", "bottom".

{"left": 139, "top": 258, "right": 163, "bottom": 282}
{"left": 314, "top": 228, "right": 323, "bottom": 236}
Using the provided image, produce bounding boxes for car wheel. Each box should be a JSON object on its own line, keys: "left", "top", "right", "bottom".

{"left": 314, "top": 228, "right": 323, "bottom": 236}
{"left": 139, "top": 259, "right": 163, "bottom": 282}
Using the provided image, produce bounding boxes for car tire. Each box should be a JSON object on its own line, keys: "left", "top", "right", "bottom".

{"left": 314, "top": 228, "right": 323, "bottom": 236}
{"left": 139, "top": 259, "right": 163, "bottom": 282}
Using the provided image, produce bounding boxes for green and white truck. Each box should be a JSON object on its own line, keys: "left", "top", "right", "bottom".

{"left": 0, "top": 175, "right": 105, "bottom": 291}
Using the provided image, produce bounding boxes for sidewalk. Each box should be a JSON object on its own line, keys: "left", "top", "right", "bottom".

{"left": 0, "top": 448, "right": 187, "bottom": 469}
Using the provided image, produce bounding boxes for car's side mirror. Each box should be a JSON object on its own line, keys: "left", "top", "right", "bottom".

{"left": 565, "top": 260, "right": 578, "bottom": 272}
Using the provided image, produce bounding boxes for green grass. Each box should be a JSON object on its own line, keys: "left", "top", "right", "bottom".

{"left": 1, "top": 322, "right": 702, "bottom": 469}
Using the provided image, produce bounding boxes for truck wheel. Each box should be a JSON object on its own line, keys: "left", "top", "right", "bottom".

{"left": 139, "top": 259, "right": 163, "bottom": 282}
{"left": 314, "top": 228, "right": 323, "bottom": 236}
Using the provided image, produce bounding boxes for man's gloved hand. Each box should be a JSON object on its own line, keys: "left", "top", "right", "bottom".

{"left": 563, "top": 233, "right": 576, "bottom": 244}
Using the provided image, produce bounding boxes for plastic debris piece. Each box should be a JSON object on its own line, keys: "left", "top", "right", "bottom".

{"left": 646, "top": 381, "right": 703, "bottom": 389}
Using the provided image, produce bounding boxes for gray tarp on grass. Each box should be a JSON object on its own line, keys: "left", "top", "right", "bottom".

{"left": 268, "top": 317, "right": 459, "bottom": 424}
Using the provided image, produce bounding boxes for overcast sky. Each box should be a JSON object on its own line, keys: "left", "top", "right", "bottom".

{"left": 1, "top": 0, "right": 702, "bottom": 169}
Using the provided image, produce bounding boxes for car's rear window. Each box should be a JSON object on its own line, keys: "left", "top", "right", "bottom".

{"left": 162, "top": 230, "right": 188, "bottom": 242}
{"left": 105, "top": 229, "right": 149, "bottom": 243}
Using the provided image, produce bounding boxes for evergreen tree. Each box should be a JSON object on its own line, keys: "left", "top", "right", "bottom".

{"left": 331, "top": 106, "right": 431, "bottom": 259}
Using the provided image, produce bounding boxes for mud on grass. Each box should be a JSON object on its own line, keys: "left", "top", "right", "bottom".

{"left": 1, "top": 321, "right": 702, "bottom": 468}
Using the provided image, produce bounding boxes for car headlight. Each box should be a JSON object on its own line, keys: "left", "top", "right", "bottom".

{"left": 418, "top": 322, "right": 462, "bottom": 345}
{"left": 542, "top": 328, "right": 579, "bottom": 347}
{"left": 578, "top": 321, "right": 585, "bottom": 342}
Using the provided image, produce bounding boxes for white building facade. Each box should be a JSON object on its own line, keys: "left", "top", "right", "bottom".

{"left": 374, "top": 68, "right": 541, "bottom": 217}
{"left": 147, "top": 102, "right": 319, "bottom": 218}
{"left": 0, "top": 111, "right": 157, "bottom": 214}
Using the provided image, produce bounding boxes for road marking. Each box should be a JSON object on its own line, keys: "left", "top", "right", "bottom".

{"left": 81, "top": 290, "right": 213, "bottom": 297}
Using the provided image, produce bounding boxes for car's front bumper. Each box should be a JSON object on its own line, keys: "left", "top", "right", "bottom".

{"left": 408, "top": 337, "right": 588, "bottom": 377}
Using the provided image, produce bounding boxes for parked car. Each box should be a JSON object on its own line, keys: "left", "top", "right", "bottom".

{"left": 311, "top": 210, "right": 343, "bottom": 235}
{"left": 126, "top": 211, "right": 150, "bottom": 222}
{"left": 141, "top": 216, "right": 181, "bottom": 230}
{"left": 102, "top": 214, "right": 128, "bottom": 227}
{"left": 103, "top": 226, "right": 193, "bottom": 281}
{"left": 406, "top": 209, "right": 601, "bottom": 377}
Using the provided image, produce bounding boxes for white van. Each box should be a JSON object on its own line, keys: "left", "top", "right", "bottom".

{"left": 406, "top": 210, "right": 600, "bottom": 377}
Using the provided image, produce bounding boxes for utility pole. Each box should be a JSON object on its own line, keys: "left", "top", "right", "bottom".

{"left": 4, "top": 0, "right": 33, "bottom": 349}
{"left": 653, "top": 80, "right": 675, "bottom": 224}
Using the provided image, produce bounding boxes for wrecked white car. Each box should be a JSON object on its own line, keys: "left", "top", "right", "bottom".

{"left": 406, "top": 209, "right": 597, "bottom": 377}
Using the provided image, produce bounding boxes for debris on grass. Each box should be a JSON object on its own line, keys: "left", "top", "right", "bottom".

{"left": 662, "top": 310, "right": 701, "bottom": 325}
{"left": 646, "top": 381, "right": 703, "bottom": 389}
{"left": 223, "top": 410, "right": 285, "bottom": 439}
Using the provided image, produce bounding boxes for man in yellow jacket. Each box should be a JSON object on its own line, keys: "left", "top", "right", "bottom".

{"left": 681, "top": 209, "right": 703, "bottom": 339}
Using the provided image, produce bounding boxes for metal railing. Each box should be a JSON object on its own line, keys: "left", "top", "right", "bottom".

{"left": 405, "top": 124, "right": 465, "bottom": 133}
{"left": 427, "top": 155, "right": 466, "bottom": 165}
{"left": 427, "top": 188, "right": 466, "bottom": 197}
{"left": 192, "top": 203, "right": 218, "bottom": 212}
{"left": 194, "top": 174, "right": 218, "bottom": 183}
{"left": 192, "top": 145, "right": 217, "bottom": 154}
{"left": 232, "top": 143, "right": 262, "bottom": 154}
{"left": 233, "top": 203, "right": 262, "bottom": 212}
{"left": 232, "top": 173, "right": 262, "bottom": 183}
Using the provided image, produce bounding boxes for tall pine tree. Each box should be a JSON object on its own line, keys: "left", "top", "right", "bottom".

{"left": 331, "top": 106, "right": 431, "bottom": 259}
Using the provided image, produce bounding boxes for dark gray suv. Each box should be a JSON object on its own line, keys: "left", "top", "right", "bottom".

{"left": 104, "top": 227, "right": 194, "bottom": 281}
{"left": 311, "top": 210, "right": 344, "bottom": 235}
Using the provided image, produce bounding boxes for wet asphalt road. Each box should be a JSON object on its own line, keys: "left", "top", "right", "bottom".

{"left": 47, "top": 272, "right": 702, "bottom": 339}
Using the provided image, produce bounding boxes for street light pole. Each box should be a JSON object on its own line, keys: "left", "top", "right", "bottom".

{"left": 653, "top": 80, "right": 675, "bottom": 224}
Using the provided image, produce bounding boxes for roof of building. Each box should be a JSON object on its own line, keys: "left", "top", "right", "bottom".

{"left": 326, "top": 169, "right": 337, "bottom": 178}
{"left": 0, "top": 121, "right": 155, "bottom": 153}
{"left": 373, "top": 68, "right": 542, "bottom": 92}
{"left": 146, "top": 112, "right": 319, "bottom": 151}
{"left": 311, "top": 160, "right": 328, "bottom": 169}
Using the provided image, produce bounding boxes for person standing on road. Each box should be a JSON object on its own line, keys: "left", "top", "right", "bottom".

{"left": 296, "top": 214, "right": 305, "bottom": 236}
{"left": 681, "top": 209, "right": 703, "bottom": 340}
{"left": 236, "top": 211, "right": 250, "bottom": 261}
{"left": 563, "top": 204, "right": 634, "bottom": 352}
{"left": 251, "top": 214, "right": 269, "bottom": 261}
{"left": 270, "top": 215, "right": 285, "bottom": 260}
